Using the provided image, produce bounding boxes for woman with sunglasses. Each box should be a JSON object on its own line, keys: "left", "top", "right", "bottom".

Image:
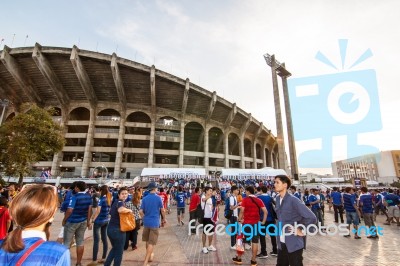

{"left": 0, "top": 184, "right": 70, "bottom": 265}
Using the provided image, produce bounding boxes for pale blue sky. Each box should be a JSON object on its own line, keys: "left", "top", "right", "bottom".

{"left": 2, "top": 0, "right": 400, "bottom": 174}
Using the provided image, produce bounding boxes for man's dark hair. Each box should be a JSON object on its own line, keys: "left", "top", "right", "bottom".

{"left": 290, "top": 185, "right": 296, "bottom": 190}
{"left": 360, "top": 187, "right": 368, "bottom": 193}
{"left": 159, "top": 187, "right": 164, "bottom": 193}
{"left": 0, "top": 197, "right": 8, "bottom": 206}
{"left": 195, "top": 187, "right": 200, "bottom": 193}
{"left": 256, "top": 186, "right": 262, "bottom": 192}
{"left": 204, "top": 187, "right": 212, "bottom": 193}
{"left": 261, "top": 186, "right": 268, "bottom": 193}
{"left": 345, "top": 187, "right": 353, "bottom": 193}
{"left": 245, "top": 186, "right": 255, "bottom": 195}
{"left": 178, "top": 186, "right": 183, "bottom": 192}
{"left": 275, "top": 175, "right": 291, "bottom": 188}
{"left": 75, "top": 181, "right": 86, "bottom": 192}
{"left": 388, "top": 188, "right": 394, "bottom": 193}
{"left": 231, "top": 185, "right": 238, "bottom": 193}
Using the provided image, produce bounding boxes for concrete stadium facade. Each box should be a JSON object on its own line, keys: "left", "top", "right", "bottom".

{"left": 0, "top": 44, "right": 280, "bottom": 178}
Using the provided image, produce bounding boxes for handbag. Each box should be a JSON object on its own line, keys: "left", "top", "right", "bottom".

{"left": 120, "top": 212, "right": 136, "bottom": 232}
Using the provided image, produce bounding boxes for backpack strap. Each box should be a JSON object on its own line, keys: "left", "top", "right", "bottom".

{"left": 16, "top": 239, "right": 45, "bottom": 266}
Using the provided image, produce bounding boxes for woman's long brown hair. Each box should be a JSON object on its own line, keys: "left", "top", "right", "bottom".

{"left": 100, "top": 185, "right": 112, "bottom": 206}
{"left": 1, "top": 185, "right": 58, "bottom": 252}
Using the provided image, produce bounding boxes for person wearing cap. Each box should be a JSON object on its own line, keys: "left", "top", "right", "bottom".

{"left": 140, "top": 182, "right": 166, "bottom": 266}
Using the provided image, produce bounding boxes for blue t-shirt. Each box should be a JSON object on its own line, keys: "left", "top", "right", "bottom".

{"left": 258, "top": 194, "right": 275, "bottom": 222}
{"left": 359, "top": 193, "right": 373, "bottom": 213}
{"left": 384, "top": 194, "right": 400, "bottom": 206}
{"left": 308, "top": 194, "right": 320, "bottom": 210}
{"left": 95, "top": 196, "right": 111, "bottom": 224}
{"left": 375, "top": 194, "right": 383, "bottom": 205}
{"left": 331, "top": 191, "right": 342, "bottom": 205}
{"left": 0, "top": 237, "right": 70, "bottom": 265}
{"left": 141, "top": 193, "right": 163, "bottom": 228}
{"left": 293, "top": 192, "right": 301, "bottom": 200}
{"left": 176, "top": 192, "right": 186, "bottom": 208}
{"left": 303, "top": 195, "right": 310, "bottom": 205}
{"left": 143, "top": 190, "right": 150, "bottom": 198}
{"left": 108, "top": 200, "right": 124, "bottom": 228}
{"left": 343, "top": 193, "right": 357, "bottom": 212}
{"left": 60, "top": 190, "right": 74, "bottom": 212}
{"left": 67, "top": 192, "right": 92, "bottom": 223}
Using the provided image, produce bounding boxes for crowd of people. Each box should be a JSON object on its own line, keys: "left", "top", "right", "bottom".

{"left": 0, "top": 179, "right": 399, "bottom": 266}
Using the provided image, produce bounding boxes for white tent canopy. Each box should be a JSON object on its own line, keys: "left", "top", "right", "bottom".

{"left": 319, "top": 177, "right": 345, "bottom": 183}
{"left": 141, "top": 168, "right": 206, "bottom": 177}
{"left": 221, "top": 167, "right": 287, "bottom": 177}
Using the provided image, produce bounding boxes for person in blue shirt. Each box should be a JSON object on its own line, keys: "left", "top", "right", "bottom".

{"left": 309, "top": 189, "right": 324, "bottom": 227}
{"left": 104, "top": 187, "right": 132, "bottom": 266}
{"left": 62, "top": 181, "right": 92, "bottom": 266}
{"left": 140, "top": 182, "right": 166, "bottom": 266}
{"left": 331, "top": 187, "right": 344, "bottom": 223}
{"left": 343, "top": 187, "right": 361, "bottom": 239}
{"left": 303, "top": 190, "right": 310, "bottom": 207}
{"left": 359, "top": 187, "right": 378, "bottom": 238}
{"left": 290, "top": 186, "right": 301, "bottom": 200}
{"left": 176, "top": 186, "right": 186, "bottom": 226}
{"left": 383, "top": 188, "right": 400, "bottom": 226}
{"left": 0, "top": 184, "right": 70, "bottom": 266}
{"left": 257, "top": 186, "right": 278, "bottom": 258}
{"left": 373, "top": 189, "right": 389, "bottom": 222}
{"left": 89, "top": 185, "right": 112, "bottom": 264}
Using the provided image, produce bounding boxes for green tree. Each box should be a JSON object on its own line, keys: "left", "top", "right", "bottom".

{"left": 0, "top": 104, "right": 65, "bottom": 185}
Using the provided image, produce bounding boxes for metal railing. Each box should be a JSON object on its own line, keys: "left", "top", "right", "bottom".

{"left": 155, "top": 131, "right": 180, "bottom": 138}
{"left": 96, "top": 116, "right": 121, "bottom": 121}
{"left": 95, "top": 128, "right": 119, "bottom": 133}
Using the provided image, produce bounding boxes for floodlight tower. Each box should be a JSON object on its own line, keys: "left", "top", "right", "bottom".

{"left": 263, "top": 54, "right": 298, "bottom": 180}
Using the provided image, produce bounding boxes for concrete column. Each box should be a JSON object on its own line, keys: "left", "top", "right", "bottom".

{"left": 81, "top": 106, "right": 96, "bottom": 177}
{"left": 253, "top": 141, "right": 257, "bottom": 169}
{"left": 240, "top": 135, "right": 245, "bottom": 168}
{"left": 148, "top": 118, "right": 155, "bottom": 167}
{"left": 271, "top": 55, "right": 288, "bottom": 171}
{"left": 51, "top": 111, "right": 69, "bottom": 176}
{"left": 178, "top": 121, "right": 185, "bottom": 167}
{"left": 261, "top": 144, "right": 266, "bottom": 168}
{"left": 114, "top": 110, "right": 126, "bottom": 178}
{"left": 204, "top": 126, "right": 209, "bottom": 169}
{"left": 282, "top": 74, "right": 298, "bottom": 179}
{"left": 224, "top": 133, "right": 229, "bottom": 168}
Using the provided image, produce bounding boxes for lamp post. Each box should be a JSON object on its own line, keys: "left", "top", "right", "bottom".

{"left": 0, "top": 99, "right": 10, "bottom": 126}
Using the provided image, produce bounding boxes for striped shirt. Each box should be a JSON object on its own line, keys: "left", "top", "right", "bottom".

{"left": 94, "top": 196, "right": 110, "bottom": 224}
{"left": 359, "top": 193, "right": 373, "bottom": 213}
{"left": 343, "top": 193, "right": 357, "bottom": 212}
{"left": 67, "top": 192, "right": 92, "bottom": 223}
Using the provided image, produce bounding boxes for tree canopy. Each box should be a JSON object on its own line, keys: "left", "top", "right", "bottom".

{"left": 0, "top": 104, "right": 65, "bottom": 184}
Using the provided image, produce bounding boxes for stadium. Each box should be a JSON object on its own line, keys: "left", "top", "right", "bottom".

{"left": 0, "top": 43, "right": 280, "bottom": 179}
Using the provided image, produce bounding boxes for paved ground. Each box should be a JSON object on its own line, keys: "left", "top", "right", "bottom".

{"left": 50, "top": 205, "right": 400, "bottom": 266}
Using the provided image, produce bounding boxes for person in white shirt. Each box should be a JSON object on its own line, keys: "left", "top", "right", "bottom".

{"left": 201, "top": 187, "right": 216, "bottom": 254}
{"left": 228, "top": 186, "right": 240, "bottom": 249}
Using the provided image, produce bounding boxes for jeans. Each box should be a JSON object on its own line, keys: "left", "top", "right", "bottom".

{"left": 93, "top": 221, "right": 108, "bottom": 261}
{"left": 277, "top": 243, "right": 303, "bottom": 266}
{"left": 312, "top": 208, "right": 324, "bottom": 226}
{"left": 259, "top": 220, "right": 277, "bottom": 254}
{"left": 229, "top": 216, "right": 238, "bottom": 247}
{"left": 104, "top": 226, "right": 126, "bottom": 266}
